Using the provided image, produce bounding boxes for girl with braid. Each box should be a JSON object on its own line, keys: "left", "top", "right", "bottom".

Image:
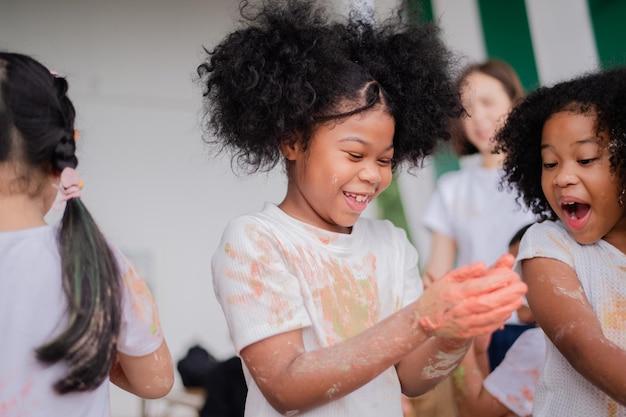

{"left": 199, "top": 1, "right": 526, "bottom": 416}
{"left": 0, "top": 52, "right": 173, "bottom": 416}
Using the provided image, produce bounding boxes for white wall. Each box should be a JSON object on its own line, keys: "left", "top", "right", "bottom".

{"left": 1, "top": 0, "right": 286, "bottom": 415}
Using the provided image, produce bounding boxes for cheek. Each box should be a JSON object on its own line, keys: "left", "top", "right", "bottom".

{"left": 379, "top": 168, "right": 393, "bottom": 192}
{"left": 540, "top": 173, "right": 554, "bottom": 201}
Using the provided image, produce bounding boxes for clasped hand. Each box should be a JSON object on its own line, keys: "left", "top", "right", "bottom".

{"left": 416, "top": 254, "right": 527, "bottom": 339}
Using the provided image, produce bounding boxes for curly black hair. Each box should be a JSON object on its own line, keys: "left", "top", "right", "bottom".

{"left": 197, "top": 0, "right": 460, "bottom": 174}
{"left": 494, "top": 65, "right": 626, "bottom": 221}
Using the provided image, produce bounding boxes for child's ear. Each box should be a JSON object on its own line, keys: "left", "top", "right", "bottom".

{"left": 280, "top": 139, "right": 300, "bottom": 161}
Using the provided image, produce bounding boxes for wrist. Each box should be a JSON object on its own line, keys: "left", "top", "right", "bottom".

{"left": 435, "top": 336, "right": 472, "bottom": 353}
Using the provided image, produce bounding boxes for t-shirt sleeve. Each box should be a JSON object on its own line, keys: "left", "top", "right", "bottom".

{"left": 211, "top": 217, "right": 312, "bottom": 354}
{"left": 113, "top": 247, "right": 165, "bottom": 356}
{"left": 514, "top": 221, "right": 575, "bottom": 279}
{"left": 483, "top": 328, "right": 546, "bottom": 416}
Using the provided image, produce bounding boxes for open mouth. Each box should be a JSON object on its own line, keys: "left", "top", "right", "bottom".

{"left": 345, "top": 192, "right": 368, "bottom": 203}
{"left": 561, "top": 201, "right": 590, "bottom": 225}
{"left": 344, "top": 192, "right": 369, "bottom": 211}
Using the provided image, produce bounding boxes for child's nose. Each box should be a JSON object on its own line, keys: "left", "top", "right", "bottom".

{"left": 358, "top": 162, "right": 382, "bottom": 184}
{"left": 553, "top": 165, "right": 579, "bottom": 187}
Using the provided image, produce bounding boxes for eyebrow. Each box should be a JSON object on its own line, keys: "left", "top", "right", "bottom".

{"left": 339, "top": 137, "right": 394, "bottom": 151}
{"left": 540, "top": 137, "right": 599, "bottom": 150}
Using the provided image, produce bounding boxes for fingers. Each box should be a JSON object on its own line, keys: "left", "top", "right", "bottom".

{"left": 450, "top": 281, "right": 527, "bottom": 315}
{"left": 441, "top": 261, "right": 487, "bottom": 283}
{"left": 420, "top": 300, "right": 523, "bottom": 339}
{"left": 488, "top": 253, "right": 515, "bottom": 271}
{"left": 418, "top": 280, "right": 527, "bottom": 338}
{"left": 437, "top": 269, "right": 522, "bottom": 301}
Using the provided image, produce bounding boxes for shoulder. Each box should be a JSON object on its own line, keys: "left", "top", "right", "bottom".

{"left": 435, "top": 168, "right": 464, "bottom": 187}
{"left": 220, "top": 206, "right": 280, "bottom": 237}
{"left": 517, "top": 220, "right": 577, "bottom": 269}
{"left": 523, "top": 221, "right": 572, "bottom": 248}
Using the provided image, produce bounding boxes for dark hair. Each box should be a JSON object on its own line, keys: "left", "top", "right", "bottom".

{"left": 452, "top": 59, "right": 525, "bottom": 156}
{"left": 508, "top": 222, "right": 534, "bottom": 248}
{"left": 0, "top": 52, "right": 122, "bottom": 393}
{"left": 197, "top": 0, "right": 461, "bottom": 174}
{"left": 494, "top": 66, "right": 626, "bottom": 221}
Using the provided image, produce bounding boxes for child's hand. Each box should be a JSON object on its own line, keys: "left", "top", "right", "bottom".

{"left": 416, "top": 254, "right": 527, "bottom": 339}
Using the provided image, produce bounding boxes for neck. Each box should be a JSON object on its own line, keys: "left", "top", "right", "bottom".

{"left": 0, "top": 193, "right": 49, "bottom": 231}
{"left": 480, "top": 151, "right": 505, "bottom": 169}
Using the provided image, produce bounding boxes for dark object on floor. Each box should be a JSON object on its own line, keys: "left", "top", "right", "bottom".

{"left": 177, "top": 345, "right": 247, "bottom": 417}
{"left": 200, "top": 356, "right": 247, "bottom": 417}
{"left": 177, "top": 345, "right": 219, "bottom": 388}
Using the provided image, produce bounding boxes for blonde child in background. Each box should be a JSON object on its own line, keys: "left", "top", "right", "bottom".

{"left": 0, "top": 52, "right": 174, "bottom": 416}
{"left": 422, "top": 59, "right": 538, "bottom": 368}
{"left": 416, "top": 59, "right": 537, "bottom": 417}
{"left": 495, "top": 65, "right": 626, "bottom": 415}
{"left": 198, "top": 1, "right": 527, "bottom": 416}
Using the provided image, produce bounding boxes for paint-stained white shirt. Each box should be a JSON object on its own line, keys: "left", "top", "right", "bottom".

{"left": 516, "top": 221, "right": 626, "bottom": 417}
{"left": 0, "top": 225, "right": 164, "bottom": 417}
{"left": 212, "top": 203, "right": 423, "bottom": 417}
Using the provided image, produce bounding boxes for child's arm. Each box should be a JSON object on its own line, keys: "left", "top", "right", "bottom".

{"left": 109, "top": 340, "right": 174, "bottom": 399}
{"left": 241, "top": 256, "right": 525, "bottom": 414}
{"left": 524, "top": 256, "right": 626, "bottom": 406}
{"left": 451, "top": 340, "right": 512, "bottom": 417}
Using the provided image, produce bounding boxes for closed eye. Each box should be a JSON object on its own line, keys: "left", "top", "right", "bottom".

{"left": 347, "top": 152, "right": 363, "bottom": 160}
{"left": 578, "top": 158, "right": 596, "bottom": 165}
{"left": 542, "top": 162, "right": 557, "bottom": 169}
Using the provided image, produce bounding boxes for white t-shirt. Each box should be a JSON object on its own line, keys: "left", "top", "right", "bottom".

{"left": 516, "top": 221, "right": 626, "bottom": 417}
{"left": 422, "top": 165, "right": 536, "bottom": 324}
{"left": 483, "top": 327, "right": 546, "bottom": 417}
{"left": 212, "top": 203, "right": 423, "bottom": 417}
{"left": 0, "top": 225, "right": 164, "bottom": 417}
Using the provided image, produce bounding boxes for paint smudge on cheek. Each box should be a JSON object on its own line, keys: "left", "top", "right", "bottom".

{"left": 330, "top": 173, "right": 338, "bottom": 185}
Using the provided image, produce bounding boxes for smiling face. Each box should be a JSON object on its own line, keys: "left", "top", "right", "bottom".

{"left": 279, "top": 105, "right": 395, "bottom": 234}
{"left": 541, "top": 110, "right": 626, "bottom": 246}
{"left": 461, "top": 71, "right": 513, "bottom": 157}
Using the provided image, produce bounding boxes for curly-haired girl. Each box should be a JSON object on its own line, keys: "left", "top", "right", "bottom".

{"left": 199, "top": 1, "right": 526, "bottom": 416}
{"left": 495, "top": 66, "right": 626, "bottom": 415}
